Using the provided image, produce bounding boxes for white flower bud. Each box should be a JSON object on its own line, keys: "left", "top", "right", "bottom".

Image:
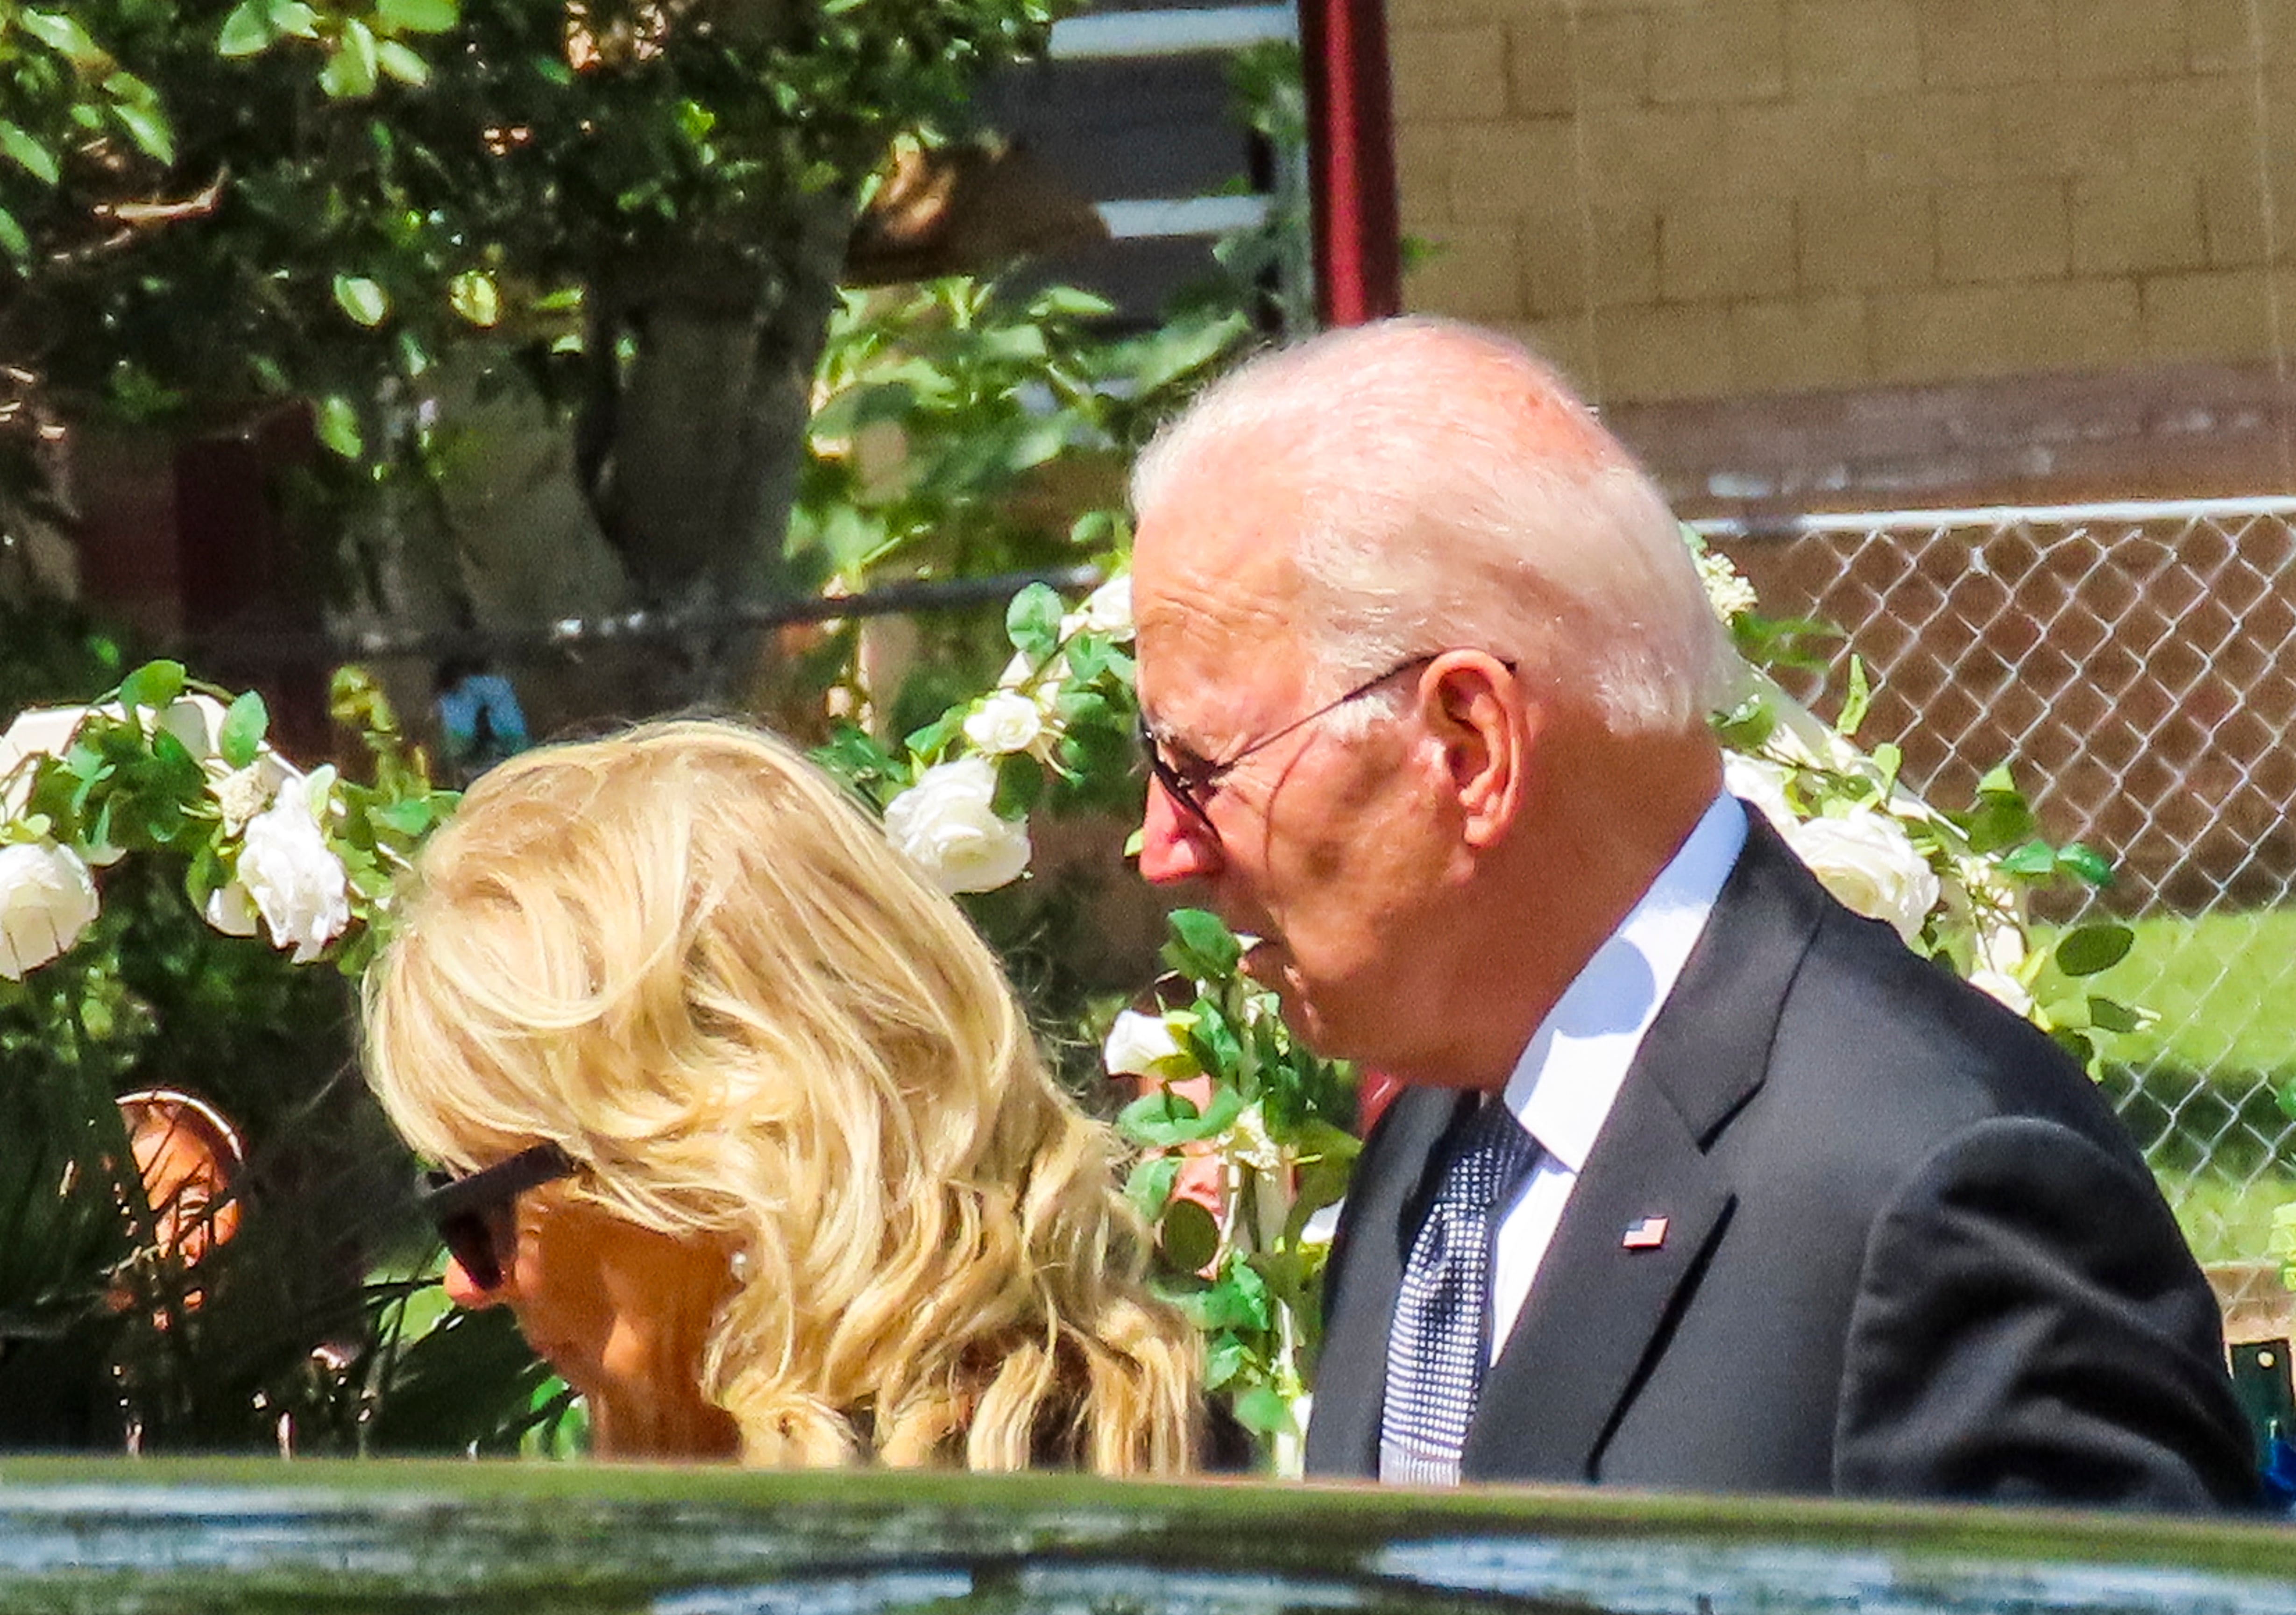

{"left": 883, "top": 757, "right": 1032, "bottom": 895}
{"left": 1074, "top": 574, "right": 1133, "bottom": 641}
{"left": 1103, "top": 1009, "right": 1194, "bottom": 1079}
{"left": 961, "top": 691, "right": 1045, "bottom": 757}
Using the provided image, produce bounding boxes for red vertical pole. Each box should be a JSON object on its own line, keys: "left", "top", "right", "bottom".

{"left": 1300, "top": 0, "right": 1403, "bottom": 326}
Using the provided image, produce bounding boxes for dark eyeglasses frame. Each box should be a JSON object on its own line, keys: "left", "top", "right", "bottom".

{"left": 418, "top": 1141, "right": 576, "bottom": 1292}
{"left": 1140, "top": 651, "right": 1533, "bottom": 839}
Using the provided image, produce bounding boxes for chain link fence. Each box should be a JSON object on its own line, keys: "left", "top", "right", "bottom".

{"left": 1697, "top": 496, "right": 2296, "bottom": 1272}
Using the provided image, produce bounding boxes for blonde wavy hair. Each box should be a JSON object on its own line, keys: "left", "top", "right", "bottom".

{"left": 364, "top": 719, "right": 1202, "bottom": 1474}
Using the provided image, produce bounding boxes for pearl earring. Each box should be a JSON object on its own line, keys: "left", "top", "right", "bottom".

{"left": 729, "top": 1249, "right": 751, "bottom": 1283}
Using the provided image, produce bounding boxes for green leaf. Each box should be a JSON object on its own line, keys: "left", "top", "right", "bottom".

{"left": 447, "top": 269, "right": 501, "bottom": 327}
{"left": 376, "top": 40, "right": 430, "bottom": 85}
{"left": 333, "top": 273, "right": 391, "bottom": 326}
{"left": 1162, "top": 908, "right": 1242, "bottom": 981}
{"left": 1005, "top": 582, "right": 1063, "bottom": 660}
{"left": 218, "top": 690, "right": 268, "bottom": 769}
{"left": 0, "top": 206, "right": 28, "bottom": 266}
{"left": 0, "top": 123, "right": 59, "bottom": 186}
{"left": 1995, "top": 839, "right": 2059, "bottom": 877}
{"left": 316, "top": 395, "right": 365, "bottom": 459}
{"left": 2054, "top": 922, "right": 2134, "bottom": 978}
{"left": 320, "top": 21, "right": 380, "bottom": 98}
{"left": 376, "top": 0, "right": 459, "bottom": 33}
{"left": 1203, "top": 1332, "right": 1247, "bottom": 1392}
{"left": 1835, "top": 654, "right": 1871, "bottom": 738}
{"left": 2057, "top": 843, "right": 2114, "bottom": 888}
{"left": 2085, "top": 996, "right": 2141, "bottom": 1035}
{"left": 216, "top": 0, "right": 273, "bottom": 55}
{"left": 116, "top": 659, "right": 186, "bottom": 714}
{"left": 109, "top": 100, "right": 173, "bottom": 164}
{"left": 1122, "top": 1154, "right": 1179, "bottom": 1224}
{"left": 2275, "top": 1080, "right": 2296, "bottom": 1124}
{"left": 1159, "top": 1200, "right": 1219, "bottom": 1273}
{"left": 1231, "top": 1384, "right": 1297, "bottom": 1438}
{"left": 268, "top": 0, "right": 321, "bottom": 38}
{"left": 20, "top": 10, "right": 104, "bottom": 66}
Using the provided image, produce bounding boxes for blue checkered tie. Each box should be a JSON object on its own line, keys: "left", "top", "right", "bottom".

{"left": 1378, "top": 1097, "right": 1541, "bottom": 1485}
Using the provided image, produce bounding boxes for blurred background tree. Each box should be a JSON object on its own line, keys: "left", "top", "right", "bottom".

{"left": 0, "top": 0, "right": 1066, "bottom": 699}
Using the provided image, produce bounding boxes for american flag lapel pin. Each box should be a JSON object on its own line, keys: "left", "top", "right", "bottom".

{"left": 1622, "top": 1214, "right": 1668, "bottom": 1251}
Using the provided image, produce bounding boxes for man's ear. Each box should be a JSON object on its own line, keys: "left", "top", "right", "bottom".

{"left": 1425, "top": 655, "right": 1529, "bottom": 850}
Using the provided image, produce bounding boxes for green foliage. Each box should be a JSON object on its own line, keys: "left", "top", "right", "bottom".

{"left": 1108, "top": 908, "right": 1359, "bottom": 1452}
{"left": 0, "top": 0, "right": 1071, "bottom": 545}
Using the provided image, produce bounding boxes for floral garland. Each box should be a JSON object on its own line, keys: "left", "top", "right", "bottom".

{"left": 825, "top": 532, "right": 2145, "bottom": 1469}
{"left": 0, "top": 541, "right": 2143, "bottom": 1473}
{"left": 0, "top": 663, "right": 446, "bottom": 983}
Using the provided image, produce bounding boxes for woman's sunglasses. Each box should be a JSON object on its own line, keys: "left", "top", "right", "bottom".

{"left": 418, "top": 1142, "right": 576, "bottom": 1291}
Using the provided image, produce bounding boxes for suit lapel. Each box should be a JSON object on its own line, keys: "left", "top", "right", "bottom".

{"left": 1464, "top": 815, "right": 1825, "bottom": 1481}
{"left": 1304, "top": 1086, "right": 1473, "bottom": 1476}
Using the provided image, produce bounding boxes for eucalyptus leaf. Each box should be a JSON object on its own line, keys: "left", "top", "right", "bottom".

{"left": 2054, "top": 922, "right": 2133, "bottom": 978}
{"left": 117, "top": 659, "right": 186, "bottom": 714}
{"left": 1159, "top": 1200, "right": 1219, "bottom": 1274}
{"left": 1231, "top": 1385, "right": 1297, "bottom": 1437}
{"left": 218, "top": 690, "right": 269, "bottom": 769}
{"left": 1162, "top": 908, "right": 1241, "bottom": 981}
{"left": 2085, "top": 996, "right": 2141, "bottom": 1035}
{"left": 1004, "top": 582, "right": 1063, "bottom": 660}
{"left": 0, "top": 206, "right": 28, "bottom": 265}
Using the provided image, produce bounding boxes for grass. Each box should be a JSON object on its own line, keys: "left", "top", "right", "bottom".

{"left": 2037, "top": 906, "right": 2296, "bottom": 1265}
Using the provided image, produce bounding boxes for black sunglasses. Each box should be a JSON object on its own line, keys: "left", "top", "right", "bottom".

{"left": 418, "top": 1142, "right": 576, "bottom": 1291}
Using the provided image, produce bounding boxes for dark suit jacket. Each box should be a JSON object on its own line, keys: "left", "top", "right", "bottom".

{"left": 1305, "top": 814, "right": 2257, "bottom": 1508}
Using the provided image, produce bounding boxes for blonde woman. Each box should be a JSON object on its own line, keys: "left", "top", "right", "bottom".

{"left": 364, "top": 720, "right": 1204, "bottom": 1473}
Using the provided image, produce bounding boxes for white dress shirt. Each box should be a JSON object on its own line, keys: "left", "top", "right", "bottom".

{"left": 1486, "top": 791, "right": 1746, "bottom": 1361}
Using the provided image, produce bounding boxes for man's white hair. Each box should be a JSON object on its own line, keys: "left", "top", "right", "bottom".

{"left": 1130, "top": 317, "right": 1732, "bottom": 736}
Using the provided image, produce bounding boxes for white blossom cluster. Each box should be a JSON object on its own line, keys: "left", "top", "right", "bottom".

{"left": 881, "top": 574, "right": 1132, "bottom": 896}
{"left": 0, "top": 695, "right": 351, "bottom": 981}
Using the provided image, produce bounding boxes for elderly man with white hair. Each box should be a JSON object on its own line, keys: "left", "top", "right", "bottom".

{"left": 1127, "top": 317, "right": 2255, "bottom": 1508}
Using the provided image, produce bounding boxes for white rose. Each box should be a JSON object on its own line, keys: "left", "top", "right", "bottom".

{"left": 237, "top": 785, "right": 351, "bottom": 963}
{"left": 0, "top": 839, "right": 99, "bottom": 980}
{"left": 1965, "top": 967, "right": 2033, "bottom": 1017}
{"left": 882, "top": 757, "right": 1032, "bottom": 895}
{"left": 1722, "top": 752, "right": 1797, "bottom": 835}
{"left": 1786, "top": 809, "right": 1942, "bottom": 945}
{"left": 1073, "top": 574, "right": 1133, "bottom": 641}
{"left": 0, "top": 705, "right": 91, "bottom": 820}
{"left": 1103, "top": 1008, "right": 1193, "bottom": 1079}
{"left": 961, "top": 691, "right": 1045, "bottom": 757}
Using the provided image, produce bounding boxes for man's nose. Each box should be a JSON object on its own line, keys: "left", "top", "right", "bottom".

{"left": 1137, "top": 778, "right": 1223, "bottom": 885}
{"left": 441, "top": 1254, "right": 507, "bottom": 1311}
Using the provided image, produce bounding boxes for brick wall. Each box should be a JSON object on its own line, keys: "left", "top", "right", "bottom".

{"left": 1390, "top": 0, "right": 2296, "bottom": 408}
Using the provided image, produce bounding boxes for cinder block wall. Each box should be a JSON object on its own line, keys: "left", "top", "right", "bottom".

{"left": 1392, "top": 0, "right": 2296, "bottom": 404}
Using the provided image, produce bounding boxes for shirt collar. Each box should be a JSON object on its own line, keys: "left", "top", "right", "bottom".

{"left": 1501, "top": 791, "right": 1747, "bottom": 1171}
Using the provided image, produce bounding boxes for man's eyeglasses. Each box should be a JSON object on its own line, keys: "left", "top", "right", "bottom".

{"left": 1138, "top": 652, "right": 1442, "bottom": 836}
{"left": 418, "top": 1142, "right": 576, "bottom": 1291}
